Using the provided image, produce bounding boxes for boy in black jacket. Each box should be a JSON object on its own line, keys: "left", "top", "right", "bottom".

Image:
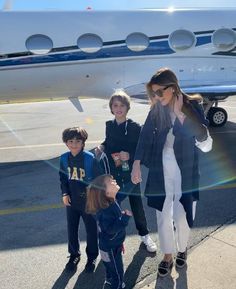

{"left": 59, "top": 127, "right": 101, "bottom": 272}
{"left": 96, "top": 90, "right": 157, "bottom": 253}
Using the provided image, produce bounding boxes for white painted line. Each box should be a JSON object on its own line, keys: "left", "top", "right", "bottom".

{"left": 0, "top": 140, "right": 102, "bottom": 150}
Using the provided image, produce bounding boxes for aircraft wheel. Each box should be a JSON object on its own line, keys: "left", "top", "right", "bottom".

{"left": 207, "top": 107, "right": 227, "bottom": 127}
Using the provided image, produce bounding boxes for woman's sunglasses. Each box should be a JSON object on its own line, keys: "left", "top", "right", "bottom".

{"left": 151, "top": 85, "right": 171, "bottom": 98}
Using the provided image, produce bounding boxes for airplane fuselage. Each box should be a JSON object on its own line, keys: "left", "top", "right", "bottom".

{"left": 0, "top": 9, "right": 236, "bottom": 101}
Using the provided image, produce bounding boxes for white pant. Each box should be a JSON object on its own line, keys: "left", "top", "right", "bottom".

{"left": 156, "top": 147, "right": 196, "bottom": 254}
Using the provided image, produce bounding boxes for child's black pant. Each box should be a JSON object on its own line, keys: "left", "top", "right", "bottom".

{"left": 66, "top": 206, "right": 98, "bottom": 260}
{"left": 101, "top": 246, "right": 124, "bottom": 289}
{"left": 117, "top": 183, "right": 149, "bottom": 237}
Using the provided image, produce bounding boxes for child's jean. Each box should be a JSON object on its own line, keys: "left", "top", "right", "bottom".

{"left": 100, "top": 245, "right": 124, "bottom": 289}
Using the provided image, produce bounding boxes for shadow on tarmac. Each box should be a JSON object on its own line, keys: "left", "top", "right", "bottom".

{"left": 153, "top": 265, "right": 188, "bottom": 289}
{"left": 51, "top": 261, "right": 105, "bottom": 289}
{"left": 51, "top": 268, "right": 78, "bottom": 289}
{"left": 124, "top": 243, "right": 156, "bottom": 288}
{"left": 50, "top": 245, "right": 156, "bottom": 289}
{"left": 175, "top": 266, "right": 188, "bottom": 289}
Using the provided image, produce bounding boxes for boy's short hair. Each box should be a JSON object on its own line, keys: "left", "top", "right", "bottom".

{"left": 109, "top": 89, "right": 131, "bottom": 114}
{"left": 62, "top": 127, "right": 88, "bottom": 143}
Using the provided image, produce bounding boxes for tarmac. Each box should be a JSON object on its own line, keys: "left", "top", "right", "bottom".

{"left": 135, "top": 220, "right": 236, "bottom": 289}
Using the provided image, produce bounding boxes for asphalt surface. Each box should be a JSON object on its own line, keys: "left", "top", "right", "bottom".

{"left": 0, "top": 98, "right": 236, "bottom": 289}
{"left": 138, "top": 220, "right": 236, "bottom": 289}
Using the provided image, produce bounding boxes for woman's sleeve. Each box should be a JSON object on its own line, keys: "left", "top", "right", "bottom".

{"left": 195, "top": 129, "right": 213, "bottom": 152}
{"left": 134, "top": 111, "right": 152, "bottom": 161}
{"left": 183, "top": 101, "right": 213, "bottom": 152}
{"left": 128, "top": 123, "right": 141, "bottom": 162}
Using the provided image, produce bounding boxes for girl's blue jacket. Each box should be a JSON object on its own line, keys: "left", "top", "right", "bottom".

{"left": 96, "top": 201, "right": 130, "bottom": 251}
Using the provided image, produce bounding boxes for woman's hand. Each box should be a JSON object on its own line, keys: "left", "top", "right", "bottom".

{"left": 173, "top": 92, "right": 183, "bottom": 116}
{"left": 131, "top": 160, "right": 142, "bottom": 184}
{"left": 174, "top": 93, "right": 186, "bottom": 123}
{"left": 120, "top": 151, "right": 129, "bottom": 161}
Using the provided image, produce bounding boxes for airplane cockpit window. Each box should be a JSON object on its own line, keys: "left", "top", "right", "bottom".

{"left": 126, "top": 32, "right": 149, "bottom": 52}
{"left": 25, "top": 34, "right": 53, "bottom": 55}
{"left": 168, "top": 29, "right": 196, "bottom": 52}
{"left": 212, "top": 28, "right": 236, "bottom": 51}
{"left": 77, "top": 34, "right": 103, "bottom": 53}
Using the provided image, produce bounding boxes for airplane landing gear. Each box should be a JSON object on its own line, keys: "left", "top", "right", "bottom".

{"left": 203, "top": 97, "right": 228, "bottom": 127}
{"left": 207, "top": 107, "right": 228, "bottom": 127}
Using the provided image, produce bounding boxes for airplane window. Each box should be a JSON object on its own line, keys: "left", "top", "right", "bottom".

{"left": 168, "top": 29, "right": 196, "bottom": 52}
{"left": 25, "top": 34, "right": 53, "bottom": 55}
{"left": 212, "top": 28, "right": 236, "bottom": 51}
{"left": 77, "top": 34, "right": 103, "bottom": 53}
{"left": 126, "top": 33, "right": 149, "bottom": 52}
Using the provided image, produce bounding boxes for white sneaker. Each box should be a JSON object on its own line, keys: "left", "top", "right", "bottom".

{"left": 141, "top": 234, "right": 157, "bottom": 253}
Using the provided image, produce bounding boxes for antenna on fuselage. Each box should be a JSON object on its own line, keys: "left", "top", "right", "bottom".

{"left": 3, "top": 0, "right": 13, "bottom": 10}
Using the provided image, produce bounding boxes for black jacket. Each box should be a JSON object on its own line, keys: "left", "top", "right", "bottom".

{"left": 135, "top": 100, "right": 209, "bottom": 226}
{"left": 102, "top": 119, "right": 141, "bottom": 185}
{"left": 96, "top": 201, "right": 130, "bottom": 251}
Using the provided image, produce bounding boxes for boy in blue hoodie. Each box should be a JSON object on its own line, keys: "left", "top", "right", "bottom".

{"left": 59, "top": 127, "right": 101, "bottom": 272}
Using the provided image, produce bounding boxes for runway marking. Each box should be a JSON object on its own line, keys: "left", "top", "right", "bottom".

{"left": 0, "top": 203, "right": 64, "bottom": 216}
{"left": 0, "top": 140, "right": 102, "bottom": 150}
{"left": 1, "top": 130, "right": 236, "bottom": 151}
{"left": 1, "top": 182, "right": 235, "bottom": 216}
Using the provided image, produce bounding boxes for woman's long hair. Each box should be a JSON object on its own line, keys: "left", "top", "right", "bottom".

{"left": 146, "top": 67, "right": 202, "bottom": 131}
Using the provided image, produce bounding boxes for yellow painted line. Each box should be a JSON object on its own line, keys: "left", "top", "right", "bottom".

{"left": 0, "top": 203, "right": 64, "bottom": 216}
{"left": 1, "top": 182, "right": 235, "bottom": 216}
{"left": 0, "top": 140, "right": 103, "bottom": 150}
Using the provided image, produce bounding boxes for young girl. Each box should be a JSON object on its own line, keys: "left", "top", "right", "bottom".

{"left": 87, "top": 174, "right": 132, "bottom": 289}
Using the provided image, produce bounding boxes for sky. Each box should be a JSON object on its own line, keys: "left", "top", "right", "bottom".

{"left": 1, "top": 0, "right": 236, "bottom": 11}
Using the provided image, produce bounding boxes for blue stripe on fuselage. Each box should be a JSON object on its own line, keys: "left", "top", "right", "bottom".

{"left": 0, "top": 35, "right": 214, "bottom": 68}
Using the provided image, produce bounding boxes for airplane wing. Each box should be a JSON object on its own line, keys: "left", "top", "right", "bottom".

{"left": 182, "top": 84, "right": 236, "bottom": 99}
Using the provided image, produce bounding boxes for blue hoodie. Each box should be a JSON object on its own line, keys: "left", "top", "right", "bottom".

{"left": 96, "top": 201, "right": 131, "bottom": 251}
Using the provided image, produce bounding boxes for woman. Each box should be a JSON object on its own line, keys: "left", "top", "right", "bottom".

{"left": 131, "top": 68, "right": 212, "bottom": 277}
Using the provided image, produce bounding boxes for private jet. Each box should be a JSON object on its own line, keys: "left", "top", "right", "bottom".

{"left": 0, "top": 8, "right": 236, "bottom": 126}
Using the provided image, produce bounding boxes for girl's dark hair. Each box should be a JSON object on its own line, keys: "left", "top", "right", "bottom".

{"left": 86, "top": 174, "right": 114, "bottom": 214}
{"left": 62, "top": 127, "right": 88, "bottom": 143}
